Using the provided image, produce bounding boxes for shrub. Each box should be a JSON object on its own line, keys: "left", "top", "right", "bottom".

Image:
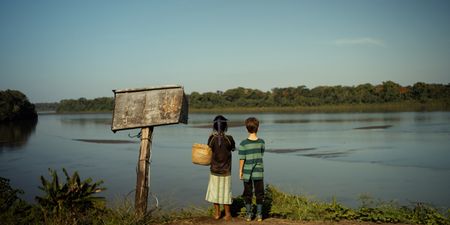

{"left": 0, "top": 177, "right": 33, "bottom": 225}
{"left": 35, "top": 168, "right": 106, "bottom": 224}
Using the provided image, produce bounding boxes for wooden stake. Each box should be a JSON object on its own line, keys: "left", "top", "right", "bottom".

{"left": 135, "top": 126, "right": 153, "bottom": 216}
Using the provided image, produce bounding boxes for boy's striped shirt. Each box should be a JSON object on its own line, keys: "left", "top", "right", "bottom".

{"left": 239, "top": 138, "right": 265, "bottom": 181}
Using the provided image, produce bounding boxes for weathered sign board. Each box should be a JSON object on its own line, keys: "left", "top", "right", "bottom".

{"left": 111, "top": 85, "right": 188, "bottom": 215}
{"left": 111, "top": 85, "right": 188, "bottom": 131}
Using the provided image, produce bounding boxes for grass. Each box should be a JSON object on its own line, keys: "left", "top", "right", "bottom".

{"left": 2, "top": 177, "right": 450, "bottom": 225}
{"left": 101, "top": 196, "right": 209, "bottom": 225}
{"left": 93, "top": 185, "right": 450, "bottom": 224}
{"left": 265, "top": 185, "right": 450, "bottom": 224}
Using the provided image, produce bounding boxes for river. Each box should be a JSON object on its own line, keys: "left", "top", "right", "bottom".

{"left": 1, "top": 112, "right": 449, "bottom": 209}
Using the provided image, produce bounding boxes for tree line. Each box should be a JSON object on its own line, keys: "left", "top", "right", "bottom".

{"left": 190, "top": 81, "right": 450, "bottom": 108}
{"left": 34, "top": 81, "right": 450, "bottom": 112}
{"left": 55, "top": 97, "right": 114, "bottom": 112}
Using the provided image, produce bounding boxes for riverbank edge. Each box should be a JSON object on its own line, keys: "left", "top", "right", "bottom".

{"left": 189, "top": 101, "right": 450, "bottom": 113}
{"left": 2, "top": 177, "right": 449, "bottom": 225}
{"left": 140, "top": 185, "right": 450, "bottom": 225}
{"left": 38, "top": 101, "right": 450, "bottom": 114}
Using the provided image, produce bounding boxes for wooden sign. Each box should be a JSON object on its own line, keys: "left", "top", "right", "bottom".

{"left": 111, "top": 84, "right": 188, "bottom": 216}
{"left": 111, "top": 85, "right": 188, "bottom": 132}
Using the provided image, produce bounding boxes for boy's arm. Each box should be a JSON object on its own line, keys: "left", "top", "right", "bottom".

{"left": 239, "top": 159, "right": 244, "bottom": 180}
{"left": 260, "top": 139, "right": 265, "bottom": 155}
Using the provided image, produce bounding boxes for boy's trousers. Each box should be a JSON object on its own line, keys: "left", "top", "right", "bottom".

{"left": 243, "top": 179, "right": 264, "bottom": 204}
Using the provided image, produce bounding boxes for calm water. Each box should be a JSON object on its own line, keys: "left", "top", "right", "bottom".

{"left": 1, "top": 112, "right": 449, "bottom": 209}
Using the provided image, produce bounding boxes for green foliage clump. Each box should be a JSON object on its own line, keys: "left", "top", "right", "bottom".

{"left": 356, "top": 195, "right": 407, "bottom": 223}
{"left": 35, "top": 168, "right": 106, "bottom": 225}
{"left": 356, "top": 194, "right": 450, "bottom": 224}
{"left": 0, "top": 89, "right": 37, "bottom": 121}
{"left": 267, "top": 184, "right": 354, "bottom": 221}
{"left": 408, "top": 203, "right": 450, "bottom": 225}
{"left": 0, "top": 177, "right": 34, "bottom": 225}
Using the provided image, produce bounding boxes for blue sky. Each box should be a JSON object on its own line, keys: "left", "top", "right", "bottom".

{"left": 1, "top": 0, "right": 449, "bottom": 102}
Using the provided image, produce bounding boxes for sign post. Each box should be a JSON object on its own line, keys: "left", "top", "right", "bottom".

{"left": 111, "top": 85, "right": 188, "bottom": 215}
{"left": 135, "top": 126, "right": 153, "bottom": 215}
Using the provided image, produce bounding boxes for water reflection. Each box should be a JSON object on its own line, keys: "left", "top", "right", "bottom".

{"left": 0, "top": 119, "right": 38, "bottom": 150}
{"left": 266, "top": 147, "right": 358, "bottom": 159}
{"left": 266, "top": 148, "right": 316, "bottom": 153}
{"left": 61, "top": 118, "right": 111, "bottom": 125}
{"left": 301, "top": 149, "right": 358, "bottom": 159}
{"left": 354, "top": 125, "right": 392, "bottom": 130}
{"left": 190, "top": 121, "right": 244, "bottom": 128}
{"left": 72, "top": 138, "right": 138, "bottom": 144}
{"left": 273, "top": 117, "right": 401, "bottom": 124}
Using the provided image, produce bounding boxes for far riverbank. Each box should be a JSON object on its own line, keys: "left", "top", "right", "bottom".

{"left": 36, "top": 101, "right": 450, "bottom": 114}
{"left": 189, "top": 101, "right": 450, "bottom": 114}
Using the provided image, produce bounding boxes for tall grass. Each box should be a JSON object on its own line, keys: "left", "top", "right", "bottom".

{"left": 266, "top": 185, "right": 450, "bottom": 224}
{"left": 102, "top": 196, "right": 209, "bottom": 225}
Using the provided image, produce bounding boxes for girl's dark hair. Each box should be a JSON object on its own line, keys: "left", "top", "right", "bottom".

{"left": 213, "top": 115, "right": 228, "bottom": 133}
{"left": 213, "top": 115, "right": 228, "bottom": 146}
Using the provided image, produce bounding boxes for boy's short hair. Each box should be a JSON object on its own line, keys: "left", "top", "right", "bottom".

{"left": 245, "top": 117, "right": 259, "bottom": 133}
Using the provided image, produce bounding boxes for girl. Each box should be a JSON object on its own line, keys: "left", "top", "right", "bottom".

{"left": 205, "top": 115, "right": 235, "bottom": 220}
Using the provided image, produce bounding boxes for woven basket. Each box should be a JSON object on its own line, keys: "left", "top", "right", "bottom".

{"left": 192, "top": 143, "right": 212, "bottom": 166}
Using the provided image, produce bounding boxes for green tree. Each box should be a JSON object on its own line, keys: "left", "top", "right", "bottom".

{"left": 0, "top": 90, "right": 37, "bottom": 121}
{"left": 223, "top": 87, "right": 246, "bottom": 103}
{"left": 353, "top": 84, "right": 373, "bottom": 103}
{"left": 380, "top": 81, "right": 402, "bottom": 102}
{"left": 272, "top": 87, "right": 306, "bottom": 106}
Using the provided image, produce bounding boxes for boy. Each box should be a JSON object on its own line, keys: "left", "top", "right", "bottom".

{"left": 239, "top": 117, "right": 265, "bottom": 222}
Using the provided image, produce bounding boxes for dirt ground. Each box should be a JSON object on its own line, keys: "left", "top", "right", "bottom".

{"left": 164, "top": 216, "right": 412, "bottom": 225}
